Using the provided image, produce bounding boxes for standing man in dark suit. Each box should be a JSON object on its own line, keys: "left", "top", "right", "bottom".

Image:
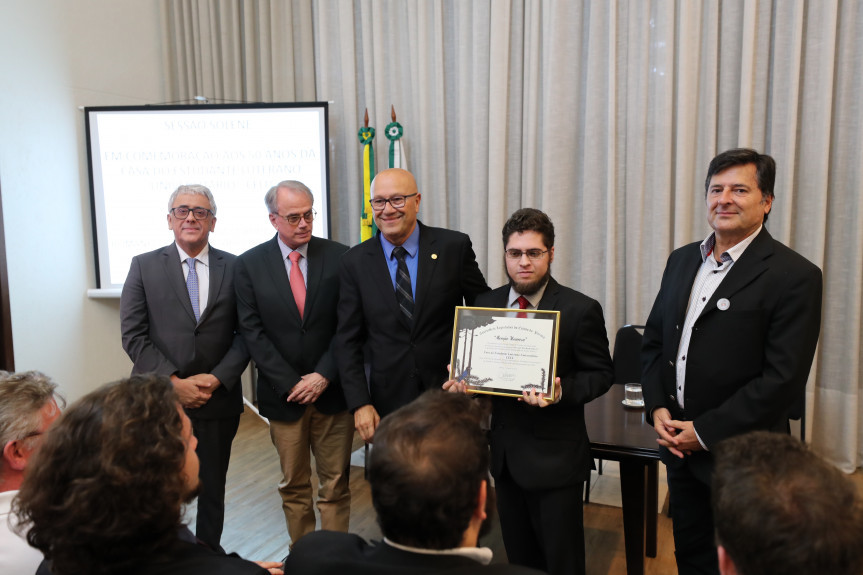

{"left": 336, "top": 168, "right": 489, "bottom": 441}
{"left": 121, "top": 184, "right": 249, "bottom": 550}
{"left": 446, "top": 208, "right": 613, "bottom": 575}
{"left": 235, "top": 180, "right": 353, "bottom": 545}
{"left": 641, "top": 148, "right": 823, "bottom": 575}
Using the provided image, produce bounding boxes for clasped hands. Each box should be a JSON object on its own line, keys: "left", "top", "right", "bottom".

{"left": 651, "top": 407, "right": 703, "bottom": 458}
{"left": 171, "top": 373, "right": 221, "bottom": 409}
{"left": 286, "top": 372, "right": 329, "bottom": 405}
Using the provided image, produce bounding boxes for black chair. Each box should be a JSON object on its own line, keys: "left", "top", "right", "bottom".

{"left": 585, "top": 324, "right": 645, "bottom": 503}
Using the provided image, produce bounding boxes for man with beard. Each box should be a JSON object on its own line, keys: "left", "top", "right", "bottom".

{"left": 283, "top": 391, "right": 542, "bottom": 574}
{"left": 14, "top": 374, "right": 281, "bottom": 575}
{"left": 445, "top": 208, "right": 614, "bottom": 575}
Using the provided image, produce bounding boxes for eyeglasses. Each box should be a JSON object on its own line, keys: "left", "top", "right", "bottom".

{"left": 171, "top": 206, "right": 213, "bottom": 220}
{"left": 369, "top": 193, "right": 418, "bottom": 211}
{"left": 273, "top": 209, "right": 316, "bottom": 226}
{"left": 505, "top": 249, "right": 549, "bottom": 260}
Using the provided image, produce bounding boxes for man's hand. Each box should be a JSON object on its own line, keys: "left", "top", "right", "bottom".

{"left": 442, "top": 363, "right": 469, "bottom": 393}
{"left": 354, "top": 404, "right": 381, "bottom": 442}
{"left": 286, "top": 373, "right": 329, "bottom": 405}
{"left": 187, "top": 373, "right": 221, "bottom": 394}
{"left": 520, "top": 377, "right": 561, "bottom": 408}
{"left": 652, "top": 408, "right": 702, "bottom": 457}
{"left": 170, "top": 374, "right": 212, "bottom": 409}
{"left": 253, "top": 561, "right": 284, "bottom": 575}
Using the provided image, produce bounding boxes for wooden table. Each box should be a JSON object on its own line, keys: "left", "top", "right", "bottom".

{"left": 584, "top": 385, "right": 660, "bottom": 575}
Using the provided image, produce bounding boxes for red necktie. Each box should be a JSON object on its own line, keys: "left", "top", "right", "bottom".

{"left": 289, "top": 251, "right": 306, "bottom": 319}
{"left": 517, "top": 295, "right": 529, "bottom": 319}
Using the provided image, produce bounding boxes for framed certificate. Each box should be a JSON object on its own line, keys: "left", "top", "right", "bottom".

{"left": 448, "top": 306, "right": 560, "bottom": 399}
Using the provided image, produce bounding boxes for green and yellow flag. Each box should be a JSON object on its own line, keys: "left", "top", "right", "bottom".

{"left": 358, "top": 108, "right": 377, "bottom": 242}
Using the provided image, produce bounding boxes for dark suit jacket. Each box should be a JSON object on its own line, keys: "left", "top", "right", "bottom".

{"left": 235, "top": 235, "right": 349, "bottom": 422}
{"left": 284, "top": 531, "right": 546, "bottom": 575}
{"left": 336, "top": 222, "right": 489, "bottom": 416}
{"left": 641, "top": 228, "right": 822, "bottom": 480}
{"left": 479, "top": 278, "right": 614, "bottom": 490}
{"left": 36, "top": 540, "right": 267, "bottom": 575}
{"left": 120, "top": 243, "right": 249, "bottom": 419}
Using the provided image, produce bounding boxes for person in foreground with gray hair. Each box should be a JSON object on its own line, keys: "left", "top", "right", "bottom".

{"left": 0, "top": 370, "right": 63, "bottom": 574}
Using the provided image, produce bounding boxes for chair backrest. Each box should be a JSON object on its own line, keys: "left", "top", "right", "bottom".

{"left": 612, "top": 324, "right": 645, "bottom": 384}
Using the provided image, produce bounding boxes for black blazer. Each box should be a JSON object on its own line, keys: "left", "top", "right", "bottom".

{"left": 641, "top": 228, "right": 822, "bottom": 480}
{"left": 120, "top": 244, "right": 248, "bottom": 419}
{"left": 336, "top": 222, "right": 489, "bottom": 417}
{"left": 479, "top": 278, "right": 614, "bottom": 490}
{"left": 284, "top": 531, "right": 545, "bottom": 575}
{"left": 235, "top": 235, "right": 349, "bottom": 422}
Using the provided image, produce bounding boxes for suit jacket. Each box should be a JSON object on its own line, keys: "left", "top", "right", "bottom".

{"left": 478, "top": 279, "right": 614, "bottom": 490}
{"left": 36, "top": 539, "right": 267, "bottom": 575}
{"left": 283, "top": 531, "right": 546, "bottom": 575}
{"left": 120, "top": 243, "right": 249, "bottom": 419}
{"left": 235, "top": 235, "right": 349, "bottom": 422}
{"left": 641, "top": 228, "right": 822, "bottom": 480}
{"left": 336, "top": 222, "right": 489, "bottom": 416}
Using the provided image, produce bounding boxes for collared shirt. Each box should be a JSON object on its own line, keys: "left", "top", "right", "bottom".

{"left": 177, "top": 243, "right": 210, "bottom": 315}
{"left": 506, "top": 281, "right": 548, "bottom": 311}
{"left": 383, "top": 537, "right": 493, "bottom": 565}
{"left": 677, "top": 225, "right": 762, "bottom": 448}
{"left": 380, "top": 225, "right": 420, "bottom": 298}
{"left": 277, "top": 236, "right": 309, "bottom": 286}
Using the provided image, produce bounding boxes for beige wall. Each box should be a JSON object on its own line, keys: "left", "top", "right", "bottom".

{"left": 0, "top": 0, "right": 165, "bottom": 400}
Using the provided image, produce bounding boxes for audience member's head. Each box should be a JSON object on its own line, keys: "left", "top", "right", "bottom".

{"left": 0, "top": 370, "right": 62, "bottom": 492}
{"left": 712, "top": 431, "right": 863, "bottom": 575}
{"left": 368, "top": 390, "right": 491, "bottom": 550}
{"left": 14, "top": 374, "right": 199, "bottom": 575}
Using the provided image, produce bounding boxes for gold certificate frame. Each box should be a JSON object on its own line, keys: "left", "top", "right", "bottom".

{"left": 448, "top": 306, "right": 560, "bottom": 399}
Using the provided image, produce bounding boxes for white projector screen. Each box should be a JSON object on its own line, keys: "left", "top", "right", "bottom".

{"left": 85, "top": 103, "right": 330, "bottom": 291}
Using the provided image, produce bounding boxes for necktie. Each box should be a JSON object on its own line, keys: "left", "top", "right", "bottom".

{"left": 516, "top": 295, "right": 529, "bottom": 319}
{"left": 393, "top": 246, "right": 414, "bottom": 320}
{"left": 289, "top": 251, "right": 306, "bottom": 319}
{"left": 186, "top": 257, "right": 200, "bottom": 322}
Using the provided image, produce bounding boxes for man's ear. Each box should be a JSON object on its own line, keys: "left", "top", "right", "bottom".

{"left": 717, "top": 545, "right": 738, "bottom": 575}
{"left": 2, "top": 439, "right": 28, "bottom": 471}
{"left": 474, "top": 479, "right": 488, "bottom": 521}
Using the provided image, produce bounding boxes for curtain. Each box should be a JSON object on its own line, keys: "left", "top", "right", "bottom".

{"left": 162, "top": 0, "right": 863, "bottom": 472}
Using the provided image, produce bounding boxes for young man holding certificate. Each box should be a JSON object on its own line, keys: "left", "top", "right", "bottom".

{"left": 445, "top": 208, "right": 614, "bottom": 575}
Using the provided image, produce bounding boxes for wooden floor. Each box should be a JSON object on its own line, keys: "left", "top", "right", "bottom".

{"left": 188, "top": 410, "right": 863, "bottom": 575}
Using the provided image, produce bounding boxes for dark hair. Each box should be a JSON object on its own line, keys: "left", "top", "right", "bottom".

{"left": 368, "top": 390, "right": 489, "bottom": 549}
{"left": 501, "top": 208, "right": 555, "bottom": 248}
{"left": 14, "top": 374, "right": 188, "bottom": 575}
{"left": 712, "top": 431, "right": 863, "bottom": 575}
{"left": 704, "top": 148, "right": 776, "bottom": 222}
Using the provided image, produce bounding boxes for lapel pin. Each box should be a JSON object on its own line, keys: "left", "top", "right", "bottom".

{"left": 431, "top": 254, "right": 438, "bottom": 259}
{"left": 717, "top": 298, "right": 730, "bottom": 311}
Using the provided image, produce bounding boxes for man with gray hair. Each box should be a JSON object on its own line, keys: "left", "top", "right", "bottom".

{"left": 121, "top": 184, "right": 249, "bottom": 549}
{"left": 235, "top": 181, "right": 352, "bottom": 545}
{"left": 0, "top": 370, "right": 63, "bottom": 574}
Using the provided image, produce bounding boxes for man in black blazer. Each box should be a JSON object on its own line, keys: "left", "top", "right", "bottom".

{"left": 120, "top": 184, "right": 249, "bottom": 550}
{"left": 641, "top": 149, "right": 823, "bottom": 575}
{"left": 283, "top": 390, "right": 543, "bottom": 575}
{"left": 446, "top": 208, "right": 613, "bottom": 575}
{"left": 235, "top": 181, "right": 353, "bottom": 545}
{"left": 336, "top": 168, "right": 489, "bottom": 441}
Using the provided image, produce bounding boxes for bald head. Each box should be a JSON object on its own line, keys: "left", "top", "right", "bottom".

{"left": 370, "top": 169, "right": 421, "bottom": 246}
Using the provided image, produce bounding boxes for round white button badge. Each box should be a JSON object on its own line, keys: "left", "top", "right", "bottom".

{"left": 717, "top": 298, "right": 730, "bottom": 311}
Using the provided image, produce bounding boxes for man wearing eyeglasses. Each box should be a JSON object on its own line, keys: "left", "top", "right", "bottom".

{"left": 444, "top": 208, "right": 613, "bottom": 575}
{"left": 234, "top": 180, "right": 352, "bottom": 546}
{"left": 337, "top": 168, "right": 489, "bottom": 442}
{"left": 120, "top": 184, "right": 249, "bottom": 550}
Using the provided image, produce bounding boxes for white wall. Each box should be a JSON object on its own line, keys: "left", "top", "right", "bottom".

{"left": 0, "top": 0, "right": 165, "bottom": 400}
